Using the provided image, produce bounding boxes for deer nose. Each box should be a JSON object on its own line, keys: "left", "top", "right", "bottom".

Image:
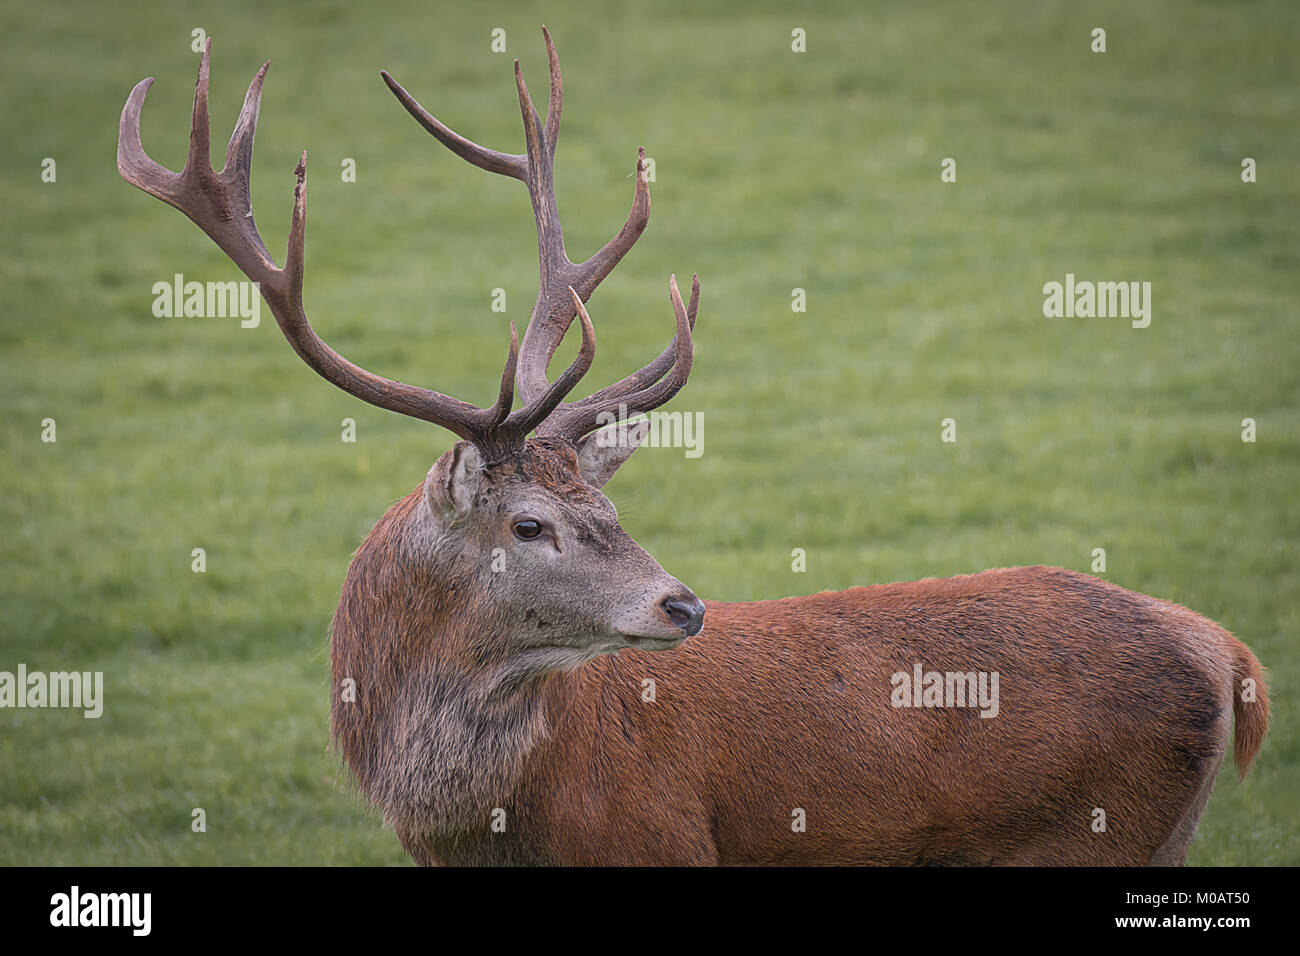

{"left": 660, "top": 595, "right": 706, "bottom": 637}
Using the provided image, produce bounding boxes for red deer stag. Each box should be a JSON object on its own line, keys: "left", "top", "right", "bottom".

{"left": 118, "top": 31, "right": 1268, "bottom": 865}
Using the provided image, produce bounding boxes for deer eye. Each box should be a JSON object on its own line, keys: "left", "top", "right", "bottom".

{"left": 513, "top": 519, "right": 544, "bottom": 540}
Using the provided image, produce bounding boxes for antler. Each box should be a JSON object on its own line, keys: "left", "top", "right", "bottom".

{"left": 383, "top": 26, "right": 699, "bottom": 442}
{"left": 117, "top": 38, "right": 595, "bottom": 462}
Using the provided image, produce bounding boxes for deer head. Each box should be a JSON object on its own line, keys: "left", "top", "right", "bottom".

{"left": 117, "top": 30, "right": 706, "bottom": 665}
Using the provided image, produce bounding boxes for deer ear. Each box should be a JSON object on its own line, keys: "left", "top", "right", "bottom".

{"left": 424, "top": 442, "right": 484, "bottom": 522}
{"left": 576, "top": 419, "right": 652, "bottom": 489}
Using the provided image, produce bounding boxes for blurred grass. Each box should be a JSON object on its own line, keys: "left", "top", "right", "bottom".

{"left": 1, "top": 0, "right": 1296, "bottom": 864}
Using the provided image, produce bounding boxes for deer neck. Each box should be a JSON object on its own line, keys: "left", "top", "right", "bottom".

{"left": 332, "top": 490, "right": 597, "bottom": 839}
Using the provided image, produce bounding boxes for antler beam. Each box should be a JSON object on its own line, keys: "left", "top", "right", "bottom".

{"left": 118, "top": 38, "right": 594, "bottom": 461}
{"left": 383, "top": 26, "right": 699, "bottom": 443}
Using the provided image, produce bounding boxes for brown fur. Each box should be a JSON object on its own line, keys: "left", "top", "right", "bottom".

{"left": 330, "top": 443, "right": 1269, "bottom": 866}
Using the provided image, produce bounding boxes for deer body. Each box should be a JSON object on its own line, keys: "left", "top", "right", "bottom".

{"left": 119, "top": 30, "right": 1268, "bottom": 866}
{"left": 334, "top": 483, "right": 1267, "bottom": 866}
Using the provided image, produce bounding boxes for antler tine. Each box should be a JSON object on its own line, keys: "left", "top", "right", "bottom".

{"left": 185, "top": 45, "right": 211, "bottom": 178}
{"left": 380, "top": 70, "right": 527, "bottom": 180}
{"left": 512, "top": 56, "right": 566, "bottom": 277}
{"left": 118, "top": 76, "right": 182, "bottom": 205}
{"left": 549, "top": 271, "right": 699, "bottom": 420}
{"left": 486, "top": 324, "right": 522, "bottom": 428}
{"left": 541, "top": 24, "right": 563, "bottom": 159}
{"left": 507, "top": 290, "right": 596, "bottom": 437}
{"left": 540, "top": 275, "right": 697, "bottom": 442}
{"left": 119, "top": 38, "right": 545, "bottom": 459}
{"left": 568, "top": 147, "right": 652, "bottom": 300}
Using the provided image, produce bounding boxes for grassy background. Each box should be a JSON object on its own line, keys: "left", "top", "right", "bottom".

{"left": 1, "top": 0, "right": 1295, "bottom": 864}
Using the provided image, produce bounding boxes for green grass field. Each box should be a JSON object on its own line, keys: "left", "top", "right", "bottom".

{"left": 1, "top": 0, "right": 1295, "bottom": 864}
